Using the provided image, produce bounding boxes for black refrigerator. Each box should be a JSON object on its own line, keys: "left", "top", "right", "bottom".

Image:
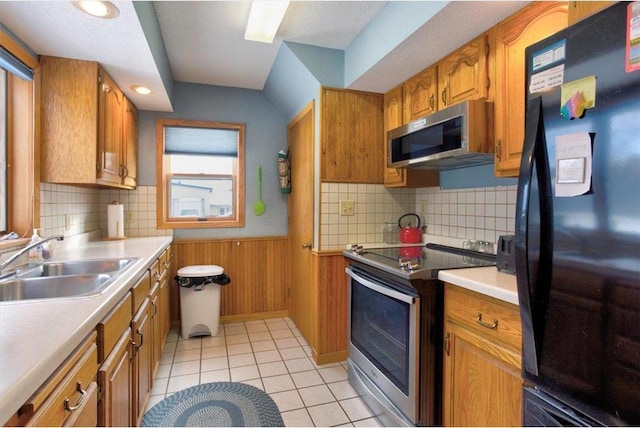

{"left": 516, "top": 2, "right": 640, "bottom": 426}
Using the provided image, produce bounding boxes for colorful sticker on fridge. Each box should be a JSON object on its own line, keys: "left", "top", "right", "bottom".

{"left": 560, "top": 76, "right": 596, "bottom": 119}
{"left": 530, "top": 64, "right": 565, "bottom": 94}
{"left": 555, "top": 133, "right": 593, "bottom": 197}
{"left": 531, "top": 39, "right": 566, "bottom": 72}
{"left": 627, "top": 2, "right": 640, "bottom": 72}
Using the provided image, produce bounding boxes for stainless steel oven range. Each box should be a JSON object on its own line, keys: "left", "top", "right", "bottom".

{"left": 344, "top": 243, "right": 495, "bottom": 426}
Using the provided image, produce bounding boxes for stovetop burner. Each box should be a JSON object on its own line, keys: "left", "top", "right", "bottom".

{"left": 344, "top": 242, "right": 496, "bottom": 280}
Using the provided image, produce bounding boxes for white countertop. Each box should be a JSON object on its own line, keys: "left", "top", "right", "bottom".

{"left": 0, "top": 236, "right": 172, "bottom": 425}
{"left": 439, "top": 266, "right": 519, "bottom": 305}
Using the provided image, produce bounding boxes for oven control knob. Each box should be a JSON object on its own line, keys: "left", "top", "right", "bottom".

{"left": 350, "top": 245, "right": 365, "bottom": 254}
{"left": 399, "top": 259, "right": 419, "bottom": 271}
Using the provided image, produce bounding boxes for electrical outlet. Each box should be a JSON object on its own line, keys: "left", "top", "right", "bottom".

{"left": 64, "top": 214, "right": 71, "bottom": 231}
{"left": 126, "top": 210, "right": 135, "bottom": 223}
{"left": 340, "top": 200, "right": 354, "bottom": 216}
{"left": 421, "top": 201, "right": 428, "bottom": 213}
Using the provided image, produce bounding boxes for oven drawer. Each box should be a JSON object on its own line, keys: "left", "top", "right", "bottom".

{"left": 444, "top": 283, "right": 521, "bottom": 351}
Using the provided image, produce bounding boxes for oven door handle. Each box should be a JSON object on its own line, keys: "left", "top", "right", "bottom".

{"left": 346, "top": 267, "right": 415, "bottom": 304}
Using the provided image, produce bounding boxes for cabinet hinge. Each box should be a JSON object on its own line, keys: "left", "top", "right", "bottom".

{"left": 486, "top": 76, "right": 491, "bottom": 89}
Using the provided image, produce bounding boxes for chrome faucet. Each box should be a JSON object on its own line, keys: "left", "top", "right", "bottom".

{"left": 0, "top": 232, "right": 19, "bottom": 242}
{"left": 0, "top": 235, "right": 64, "bottom": 272}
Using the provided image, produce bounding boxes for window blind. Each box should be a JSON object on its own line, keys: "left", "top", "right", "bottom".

{"left": 164, "top": 126, "right": 238, "bottom": 157}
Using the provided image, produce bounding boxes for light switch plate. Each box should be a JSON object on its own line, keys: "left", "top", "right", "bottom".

{"left": 340, "top": 200, "right": 354, "bottom": 216}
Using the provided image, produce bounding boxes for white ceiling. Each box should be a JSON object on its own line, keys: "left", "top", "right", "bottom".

{"left": 0, "top": 1, "right": 528, "bottom": 112}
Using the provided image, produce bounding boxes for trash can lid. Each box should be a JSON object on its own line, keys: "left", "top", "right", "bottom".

{"left": 177, "top": 265, "right": 224, "bottom": 277}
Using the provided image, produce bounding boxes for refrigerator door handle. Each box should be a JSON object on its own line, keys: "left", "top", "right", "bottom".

{"left": 515, "top": 96, "right": 554, "bottom": 378}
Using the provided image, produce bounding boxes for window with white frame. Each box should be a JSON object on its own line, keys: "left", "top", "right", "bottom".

{"left": 156, "top": 119, "right": 245, "bottom": 228}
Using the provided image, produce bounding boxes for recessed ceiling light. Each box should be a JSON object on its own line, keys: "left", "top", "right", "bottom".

{"left": 72, "top": 1, "right": 120, "bottom": 19}
{"left": 131, "top": 85, "right": 152, "bottom": 95}
{"left": 244, "top": 1, "right": 290, "bottom": 44}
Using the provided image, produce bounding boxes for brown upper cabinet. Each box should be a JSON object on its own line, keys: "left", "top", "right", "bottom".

{"left": 493, "top": 2, "right": 568, "bottom": 177}
{"left": 383, "top": 84, "right": 439, "bottom": 188}
{"left": 320, "top": 87, "right": 384, "bottom": 183}
{"left": 568, "top": 1, "right": 615, "bottom": 25}
{"left": 122, "top": 96, "right": 138, "bottom": 188}
{"left": 403, "top": 66, "right": 438, "bottom": 122}
{"left": 40, "top": 56, "right": 138, "bottom": 189}
{"left": 382, "top": 33, "right": 491, "bottom": 187}
{"left": 437, "top": 33, "right": 491, "bottom": 111}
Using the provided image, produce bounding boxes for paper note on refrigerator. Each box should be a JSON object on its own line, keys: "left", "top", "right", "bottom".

{"left": 555, "top": 133, "right": 592, "bottom": 197}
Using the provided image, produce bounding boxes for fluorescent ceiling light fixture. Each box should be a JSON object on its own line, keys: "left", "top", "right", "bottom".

{"left": 72, "top": 1, "right": 120, "bottom": 19}
{"left": 131, "top": 85, "right": 152, "bottom": 95}
{"left": 244, "top": 1, "right": 290, "bottom": 43}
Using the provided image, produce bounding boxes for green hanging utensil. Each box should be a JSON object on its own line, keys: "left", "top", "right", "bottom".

{"left": 254, "top": 165, "right": 266, "bottom": 216}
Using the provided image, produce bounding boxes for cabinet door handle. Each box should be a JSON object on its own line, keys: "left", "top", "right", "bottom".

{"left": 137, "top": 329, "right": 144, "bottom": 348}
{"left": 441, "top": 88, "right": 447, "bottom": 106}
{"left": 301, "top": 242, "right": 312, "bottom": 249}
{"left": 445, "top": 332, "right": 451, "bottom": 356}
{"left": 130, "top": 340, "right": 137, "bottom": 360}
{"left": 429, "top": 94, "right": 434, "bottom": 109}
{"left": 64, "top": 381, "right": 87, "bottom": 412}
{"left": 496, "top": 140, "right": 502, "bottom": 161}
{"left": 476, "top": 312, "right": 498, "bottom": 329}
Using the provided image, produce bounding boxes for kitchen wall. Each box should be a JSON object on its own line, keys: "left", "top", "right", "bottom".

{"left": 39, "top": 183, "right": 171, "bottom": 239}
{"left": 138, "top": 82, "right": 289, "bottom": 240}
{"left": 320, "top": 183, "right": 414, "bottom": 249}
{"left": 319, "top": 182, "right": 517, "bottom": 251}
{"left": 416, "top": 184, "right": 517, "bottom": 245}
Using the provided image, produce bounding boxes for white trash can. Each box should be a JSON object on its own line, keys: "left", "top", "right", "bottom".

{"left": 176, "top": 265, "right": 230, "bottom": 339}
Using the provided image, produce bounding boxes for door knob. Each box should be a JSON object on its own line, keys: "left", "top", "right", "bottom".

{"left": 301, "top": 242, "right": 312, "bottom": 249}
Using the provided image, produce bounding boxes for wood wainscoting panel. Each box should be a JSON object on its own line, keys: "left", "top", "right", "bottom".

{"left": 170, "top": 237, "right": 289, "bottom": 322}
{"left": 313, "top": 252, "right": 349, "bottom": 364}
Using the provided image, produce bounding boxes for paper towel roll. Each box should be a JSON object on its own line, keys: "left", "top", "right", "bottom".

{"left": 107, "top": 203, "right": 125, "bottom": 238}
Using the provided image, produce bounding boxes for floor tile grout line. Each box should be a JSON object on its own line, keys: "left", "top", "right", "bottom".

{"left": 153, "top": 319, "right": 378, "bottom": 427}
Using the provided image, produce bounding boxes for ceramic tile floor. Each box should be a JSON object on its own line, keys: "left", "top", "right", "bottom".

{"left": 145, "top": 317, "right": 383, "bottom": 427}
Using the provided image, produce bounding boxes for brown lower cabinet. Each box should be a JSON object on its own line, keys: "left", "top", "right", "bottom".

{"left": 98, "top": 328, "right": 134, "bottom": 427}
{"left": 14, "top": 333, "right": 99, "bottom": 427}
{"left": 7, "top": 246, "right": 172, "bottom": 427}
{"left": 131, "top": 298, "right": 153, "bottom": 426}
{"left": 442, "top": 283, "right": 523, "bottom": 427}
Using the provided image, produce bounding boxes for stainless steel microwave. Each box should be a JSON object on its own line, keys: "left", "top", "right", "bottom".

{"left": 387, "top": 99, "right": 494, "bottom": 170}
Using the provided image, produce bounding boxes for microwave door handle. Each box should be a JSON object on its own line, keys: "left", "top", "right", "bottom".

{"left": 346, "top": 267, "right": 415, "bottom": 305}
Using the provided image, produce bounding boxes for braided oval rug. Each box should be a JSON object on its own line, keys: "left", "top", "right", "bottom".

{"left": 141, "top": 382, "right": 284, "bottom": 427}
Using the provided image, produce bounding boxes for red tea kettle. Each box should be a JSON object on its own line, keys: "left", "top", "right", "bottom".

{"left": 398, "top": 213, "right": 422, "bottom": 244}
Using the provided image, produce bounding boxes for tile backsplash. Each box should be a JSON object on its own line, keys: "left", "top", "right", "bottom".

{"left": 416, "top": 185, "right": 517, "bottom": 245}
{"left": 320, "top": 182, "right": 517, "bottom": 251}
{"left": 40, "top": 183, "right": 172, "bottom": 239}
{"left": 38, "top": 182, "right": 515, "bottom": 252}
{"left": 320, "top": 183, "right": 414, "bottom": 249}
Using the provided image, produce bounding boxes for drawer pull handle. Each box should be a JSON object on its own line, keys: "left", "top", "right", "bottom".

{"left": 64, "top": 381, "right": 87, "bottom": 412}
{"left": 476, "top": 312, "right": 498, "bottom": 329}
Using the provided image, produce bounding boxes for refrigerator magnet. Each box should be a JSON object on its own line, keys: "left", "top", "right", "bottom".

{"left": 559, "top": 76, "right": 596, "bottom": 120}
{"left": 529, "top": 39, "right": 566, "bottom": 94}
{"left": 626, "top": 1, "right": 640, "bottom": 73}
{"left": 555, "top": 133, "right": 593, "bottom": 197}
